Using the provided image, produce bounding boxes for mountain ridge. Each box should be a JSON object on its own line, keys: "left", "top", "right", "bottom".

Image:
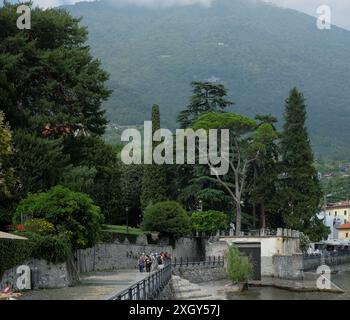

{"left": 63, "top": 0, "right": 350, "bottom": 159}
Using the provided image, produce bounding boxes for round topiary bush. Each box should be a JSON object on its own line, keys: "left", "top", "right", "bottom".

{"left": 141, "top": 201, "right": 191, "bottom": 238}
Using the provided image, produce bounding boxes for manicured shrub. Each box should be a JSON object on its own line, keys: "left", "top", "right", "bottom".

{"left": 0, "top": 239, "right": 33, "bottom": 277}
{"left": 191, "top": 210, "right": 228, "bottom": 234}
{"left": 142, "top": 201, "right": 191, "bottom": 238}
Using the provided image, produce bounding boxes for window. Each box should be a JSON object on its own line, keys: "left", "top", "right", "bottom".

{"left": 345, "top": 210, "right": 348, "bottom": 215}
{"left": 346, "top": 233, "right": 349, "bottom": 238}
{"left": 345, "top": 220, "right": 347, "bottom": 224}
{"left": 335, "top": 211, "right": 337, "bottom": 216}
{"left": 329, "top": 212, "right": 331, "bottom": 216}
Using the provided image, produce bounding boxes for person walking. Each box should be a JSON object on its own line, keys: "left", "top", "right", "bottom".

{"left": 138, "top": 255, "right": 145, "bottom": 273}
{"left": 145, "top": 255, "right": 152, "bottom": 273}
{"left": 158, "top": 253, "right": 164, "bottom": 269}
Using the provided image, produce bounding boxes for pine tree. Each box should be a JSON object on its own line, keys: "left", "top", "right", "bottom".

{"left": 140, "top": 105, "right": 167, "bottom": 210}
{"left": 175, "top": 82, "right": 234, "bottom": 214}
{"left": 0, "top": 3, "right": 111, "bottom": 136}
{"left": 177, "top": 82, "right": 234, "bottom": 128}
{"left": 278, "top": 88, "right": 328, "bottom": 241}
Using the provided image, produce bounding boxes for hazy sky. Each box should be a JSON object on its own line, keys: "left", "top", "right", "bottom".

{"left": 2, "top": 0, "right": 350, "bottom": 29}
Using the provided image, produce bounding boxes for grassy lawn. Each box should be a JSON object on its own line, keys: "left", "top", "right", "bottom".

{"left": 102, "top": 224, "right": 145, "bottom": 236}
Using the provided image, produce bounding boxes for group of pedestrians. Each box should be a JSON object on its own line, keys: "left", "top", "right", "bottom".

{"left": 137, "top": 252, "right": 171, "bottom": 273}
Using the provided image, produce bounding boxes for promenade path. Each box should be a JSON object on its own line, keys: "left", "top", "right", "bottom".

{"left": 19, "top": 269, "right": 150, "bottom": 300}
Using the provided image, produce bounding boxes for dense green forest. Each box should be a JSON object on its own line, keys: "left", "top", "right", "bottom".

{"left": 62, "top": 0, "right": 350, "bottom": 160}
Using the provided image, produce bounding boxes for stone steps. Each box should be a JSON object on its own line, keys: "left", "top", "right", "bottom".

{"left": 171, "top": 276, "right": 215, "bottom": 300}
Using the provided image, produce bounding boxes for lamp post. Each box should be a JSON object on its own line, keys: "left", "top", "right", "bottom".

{"left": 126, "top": 206, "right": 129, "bottom": 235}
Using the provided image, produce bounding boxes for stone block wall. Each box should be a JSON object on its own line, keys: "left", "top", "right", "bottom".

{"left": 1, "top": 236, "right": 206, "bottom": 290}
{"left": 273, "top": 254, "right": 304, "bottom": 280}
{"left": 0, "top": 259, "right": 69, "bottom": 290}
{"left": 172, "top": 266, "right": 227, "bottom": 283}
{"left": 76, "top": 243, "right": 173, "bottom": 273}
{"left": 75, "top": 237, "right": 204, "bottom": 273}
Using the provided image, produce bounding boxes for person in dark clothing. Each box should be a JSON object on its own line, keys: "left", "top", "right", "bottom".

{"left": 145, "top": 255, "right": 152, "bottom": 273}
{"left": 138, "top": 255, "right": 145, "bottom": 273}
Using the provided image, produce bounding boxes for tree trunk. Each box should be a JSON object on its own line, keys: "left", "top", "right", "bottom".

{"left": 261, "top": 202, "right": 266, "bottom": 230}
{"left": 236, "top": 201, "right": 241, "bottom": 236}
{"left": 252, "top": 202, "right": 256, "bottom": 229}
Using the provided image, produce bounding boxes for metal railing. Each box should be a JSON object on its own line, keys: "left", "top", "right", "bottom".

{"left": 108, "top": 256, "right": 224, "bottom": 300}
{"left": 109, "top": 264, "right": 172, "bottom": 300}
{"left": 219, "top": 228, "right": 278, "bottom": 237}
{"left": 303, "top": 250, "right": 350, "bottom": 259}
{"left": 302, "top": 250, "right": 350, "bottom": 271}
{"left": 172, "top": 256, "right": 224, "bottom": 268}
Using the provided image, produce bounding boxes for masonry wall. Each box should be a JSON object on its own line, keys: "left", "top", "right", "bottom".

{"left": 273, "top": 255, "right": 304, "bottom": 280}
{"left": 1, "top": 237, "right": 205, "bottom": 290}
{"left": 0, "top": 259, "right": 69, "bottom": 290}
{"left": 303, "top": 254, "right": 350, "bottom": 271}
{"left": 76, "top": 243, "right": 173, "bottom": 273}
{"left": 75, "top": 237, "right": 204, "bottom": 273}
{"left": 172, "top": 266, "right": 227, "bottom": 283}
{"left": 205, "top": 240, "right": 229, "bottom": 257}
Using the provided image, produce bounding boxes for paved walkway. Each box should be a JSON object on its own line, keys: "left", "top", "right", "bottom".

{"left": 19, "top": 270, "right": 151, "bottom": 300}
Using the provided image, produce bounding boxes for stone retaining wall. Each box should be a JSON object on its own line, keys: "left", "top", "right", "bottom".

{"left": 303, "top": 254, "right": 350, "bottom": 271}
{"left": 273, "top": 254, "right": 304, "bottom": 280}
{"left": 0, "top": 259, "right": 69, "bottom": 290}
{"left": 1, "top": 237, "right": 205, "bottom": 290}
{"left": 75, "top": 237, "right": 204, "bottom": 273}
{"left": 76, "top": 243, "right": 173, "bottom": 273}
{"left": 172, "top": 266, "right": 227, "bottom": 283}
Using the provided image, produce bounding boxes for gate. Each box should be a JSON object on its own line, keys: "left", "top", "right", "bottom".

{"left": 235, "top": 242, "right": 261, "bottom": 281}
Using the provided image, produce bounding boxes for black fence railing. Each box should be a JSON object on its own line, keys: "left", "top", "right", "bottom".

{"left": 108, "top": 264, "right": 172, "bottom": 300}
{"left": 302, "top": 250, "right": 350, "bottom": 271}
{"left": 172, "top": 256, "right": 224, "bottom": 267}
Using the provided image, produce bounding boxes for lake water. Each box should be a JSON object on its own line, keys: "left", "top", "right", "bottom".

{"left": 200, "top": 270, "right": 350, "bottom": 300}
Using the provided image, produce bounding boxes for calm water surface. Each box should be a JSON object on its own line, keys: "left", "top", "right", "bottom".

{"left": 201, "top": 270, "right": 350, "bottom": 300}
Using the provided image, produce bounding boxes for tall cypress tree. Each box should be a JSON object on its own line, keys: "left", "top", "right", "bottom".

{"left": 140, "top": 105, "right": 167, "bottom": 210}
{"left": 279, "top": 88, "right": 327, "bottom": 241}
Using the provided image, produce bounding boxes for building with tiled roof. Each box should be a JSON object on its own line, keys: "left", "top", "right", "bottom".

{"left": 337, "top": 223, "right": 350, "bottom": 240}
{"left": 325, "top": 200, "right": 350, "bottom": 226}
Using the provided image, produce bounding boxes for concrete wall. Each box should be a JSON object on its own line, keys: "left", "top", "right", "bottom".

{"left": 76, "top": 243, "right": 173, "bottom": 273}
{"left": 0, "top": 259, "right": 69, "bottom": 291}
{"left": 205, "top": 240, "right": 229, "bottom": 257}
{"left": 273, "top": 255, "right": 304, "bottom": 280}
{"left": 303, "top": 254, "right": 350, "bottom": 271}
{"left": 172, "top": 266, "right": 227, "bottom": 283}
{"left": 76, "top": 237, "right": 204, "bottom": 273}
{"left": 1, "top": 236, "right": 205, "bottom": 290}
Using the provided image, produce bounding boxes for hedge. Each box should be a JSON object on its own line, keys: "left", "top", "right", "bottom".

{"left": 0, "top": 232, "right": 71, "bottom": 278}
{"left": 0, "top": 239, "right": 33, "bottom": 278}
